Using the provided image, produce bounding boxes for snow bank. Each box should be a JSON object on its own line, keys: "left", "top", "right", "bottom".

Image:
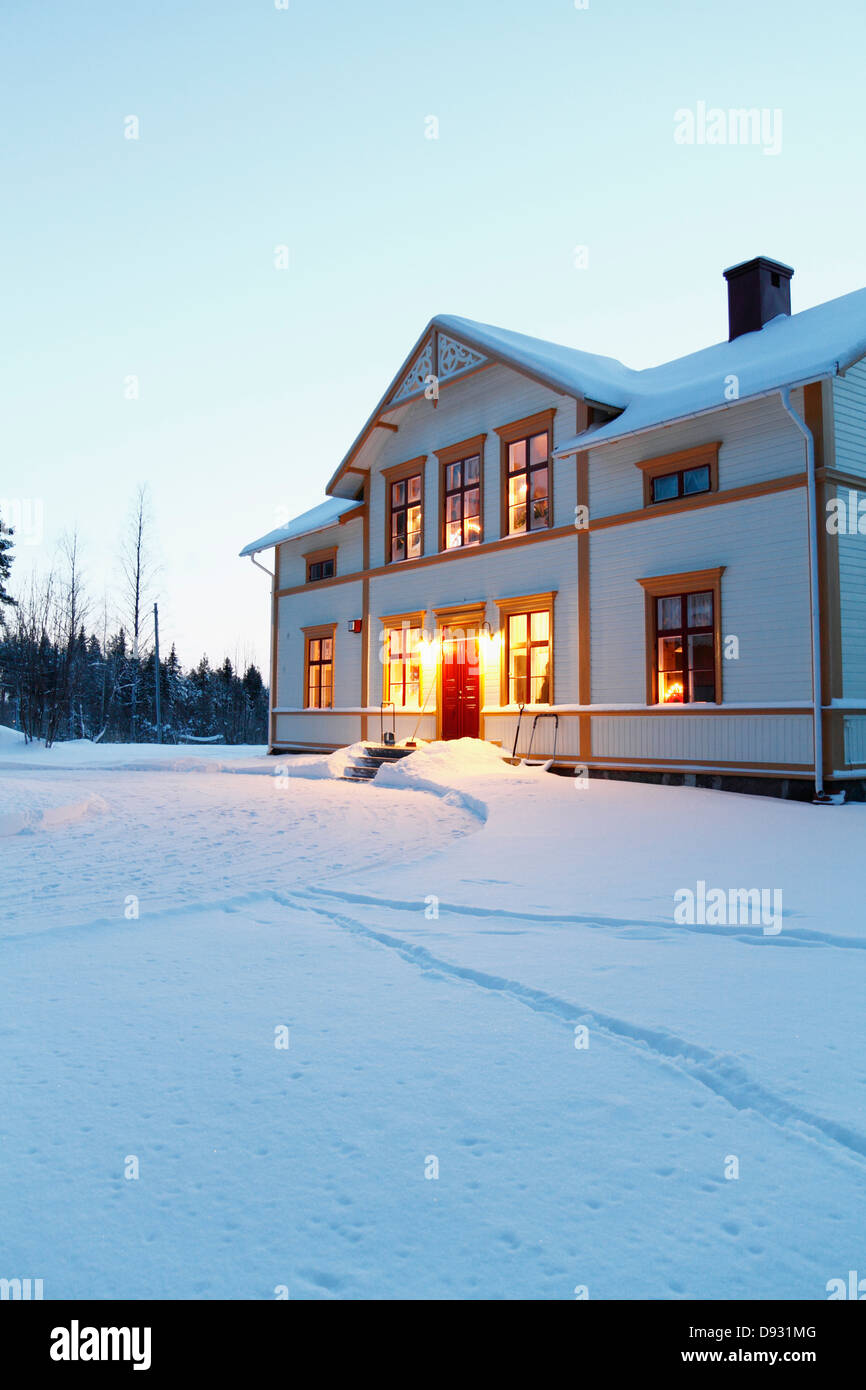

{"left": 372, "top": 738, "right": 536, "bottom": 820}
{"left": 275, "top": 743, "right": 368, "bottom": 782}
{"left": 275, "top": 737, "right": 531, "bottom": 820}
{"left": 0, "top": 725, "right": 27, "bottom": 750}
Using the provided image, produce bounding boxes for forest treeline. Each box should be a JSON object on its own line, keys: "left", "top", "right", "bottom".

{"left": 0, "top": 488, "right": 268, "bottom": 747}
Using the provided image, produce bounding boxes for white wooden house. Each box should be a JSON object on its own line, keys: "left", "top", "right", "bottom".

{"left": 241, "top": 257, "right": 866, "bottom": 794}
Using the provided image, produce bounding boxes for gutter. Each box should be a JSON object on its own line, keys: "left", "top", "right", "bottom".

{"left": 778, "top": 389, "right": 827, "bottom": 801}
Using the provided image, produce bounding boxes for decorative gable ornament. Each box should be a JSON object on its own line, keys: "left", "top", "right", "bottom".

{"left": 389, "top": 330, "right": 487, "bottom": 406}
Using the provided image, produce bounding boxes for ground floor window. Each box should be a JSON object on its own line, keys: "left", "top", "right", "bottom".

{"left": 507, "top": 610, "right": 550, "bottom": 704}
{"left": 656, "top": 591, "right": 714, "bottom": 702}
{"left": 638, "top": 568, "right": 725, "bottom": 704}
{"left": 303, "top": 625, "right": 335, "bottom": 708}
{"left": 385, "top": 624, "right": 422, "bottom": 708}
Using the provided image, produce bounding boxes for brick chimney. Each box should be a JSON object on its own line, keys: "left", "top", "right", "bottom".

{"left": 723, "top": 256, "right": 794, "bottom": 340}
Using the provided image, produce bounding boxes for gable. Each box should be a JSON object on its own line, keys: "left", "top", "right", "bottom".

{"left": 327, "top": 313, "right": 634, "bottom": 497}
{"left": 387, "top": 328, "right": 488, "bottom": 407}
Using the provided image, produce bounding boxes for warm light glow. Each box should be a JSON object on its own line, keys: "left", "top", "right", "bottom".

{"left": 662, "top": 678, "right": 684, "bottom": 703}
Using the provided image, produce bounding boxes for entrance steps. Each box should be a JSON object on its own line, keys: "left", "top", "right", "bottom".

{"left": 339, "top": 743, "right": 415, "bottom": 784}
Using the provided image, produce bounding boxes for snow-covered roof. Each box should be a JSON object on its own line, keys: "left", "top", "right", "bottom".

{"left": 555, "top": 286, "right": 866, "bottom": 454}
{"left": 240, "top": 496, "right": 361, "bottom": 557}
{"left": 432, "top": 314, "right": 639, "bottom": 408}
{"left": 241, "top": 283, "right": 866, "bottom": 554}
{"left": 325, "top": 313, "right": 643, "bottom": 496}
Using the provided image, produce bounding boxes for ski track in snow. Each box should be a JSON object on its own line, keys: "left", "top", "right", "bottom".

{"left": 303, "top": 884, "right": 866, "bottom": 954}
{"left": 290, "top": 893, "right": 866, "bottom": 1169}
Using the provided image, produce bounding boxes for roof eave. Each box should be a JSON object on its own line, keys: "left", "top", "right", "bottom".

{"left": 240, "top": 505, "right": 365, "bottom": 557}
{"left": 554, "top": 369, "right": 838, "bottom": 457}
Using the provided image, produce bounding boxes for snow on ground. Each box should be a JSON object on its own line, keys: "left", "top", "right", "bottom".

{"left": 1, "top": 733, "right": 865, "bottom": 1299}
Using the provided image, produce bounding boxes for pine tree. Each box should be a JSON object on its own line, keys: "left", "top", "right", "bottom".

{"left": 0, "top": 511, "right": 15, "bottom": 613}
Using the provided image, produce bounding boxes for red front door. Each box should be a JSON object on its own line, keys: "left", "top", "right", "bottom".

{"left": 440, "top": 629, "right": 480, "bottom": 740}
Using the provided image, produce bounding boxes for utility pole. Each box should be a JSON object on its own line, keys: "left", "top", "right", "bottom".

{"left": 153, "top": 601, "right": 162, "bottom": 744}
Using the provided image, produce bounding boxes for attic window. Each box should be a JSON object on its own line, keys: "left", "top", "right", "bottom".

{"left": 635, "top": 443, "right": 720, "bottom": 509}
{"left": 305, "top": 548, "right": 337, "bottom": 583}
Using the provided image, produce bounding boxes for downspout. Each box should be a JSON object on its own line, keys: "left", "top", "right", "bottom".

{"left": 778, "top": 389, "right": 825, "bottom": 798}
{"left": 249, "top": 553, "right": 276, "bottom": 752}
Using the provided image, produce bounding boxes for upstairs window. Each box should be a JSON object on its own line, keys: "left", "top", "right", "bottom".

{"left": 506, "top": 432, "right": 550, "bottom": 534}
{"left": 443, "top": 455, "right": 482, "bottom": 549}
{"left": 495, "top": 410, "right": 556, "bottom": 537}
{"left": 435, "top": 435, "right": 486, "bottom": 551}
{"left": 650, "top": 464, "right": 711, "bottom": 504}
{"left": 636, "top": 443, "right": 720, "bottom": 509}
{"left": 305, "top": 548, "right": 336, "bottom": 583}
{"left": 384, "top": 457, "right": 425, "bottom": 563}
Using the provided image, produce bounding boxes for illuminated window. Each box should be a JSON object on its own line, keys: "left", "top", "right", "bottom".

{"left": 506, "top": 431, "right": 550, "bottom": 534}
{"left": 443, "top": 454, "right": 482, "bottom": 549}
{"left": 385, "top": 625, "right": 422, "bottom": 708}
{"left": 390, "top": 474, "right": 423, "bottom": 563}
{"left": 305, "top": 631, "right": 334, "bottom": 708}
{"left": 507, "top": 609, "right": 550, "bottom": 705}
{"left": 656, "top": 591, "right": 715, "bottom": 703}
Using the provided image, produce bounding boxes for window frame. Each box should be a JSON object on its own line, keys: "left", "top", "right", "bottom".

{"left": 383, "top": 456, "right": 426, "bottom": 565}
{"left": 635, "top": 443, "right": 721, "bottom": 510}
{"left": 637, "top": 568, "right": 725, "bottom": 705}
{"left": 494, "top": 409, "right": 556, "bottom": 539}
{"left": 494, "top": 591, "right": 556, "bottom": 708}
{"left": 304, "top": 547, "right": 337, "bottom": 584}
{"left": 302, "top": 623, "right": 337, "bottom": 709}
{"left": 434, "top": 434, "right": 486, "bottom": 552}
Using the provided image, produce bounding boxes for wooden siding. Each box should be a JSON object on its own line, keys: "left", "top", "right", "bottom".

{"left": 589, "top": 489, "right": 812, "bottom": 705}
{"left": 588, "top": 389, "right": 808, "bottom": 520}
{"left": 833, "top": 360, "right": 866, "bottom": 479}
{"left": 275, "top": 580, "right": 364, "bottom": 708}
{"left": 591, "top": 713, "right": 813, "bottom": 766}
{"left": 843, "top": 714, "right": 866, "bottom": 766}
{"left": 836, "top": 484, "right": 866, "bottom": 700}
{"left": 273, "top": 712, "right": 361, "bottom": 748}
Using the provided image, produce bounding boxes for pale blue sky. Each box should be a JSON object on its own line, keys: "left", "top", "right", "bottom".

{"left": 4, "top": 0, "right": 865, "bottom": 670}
